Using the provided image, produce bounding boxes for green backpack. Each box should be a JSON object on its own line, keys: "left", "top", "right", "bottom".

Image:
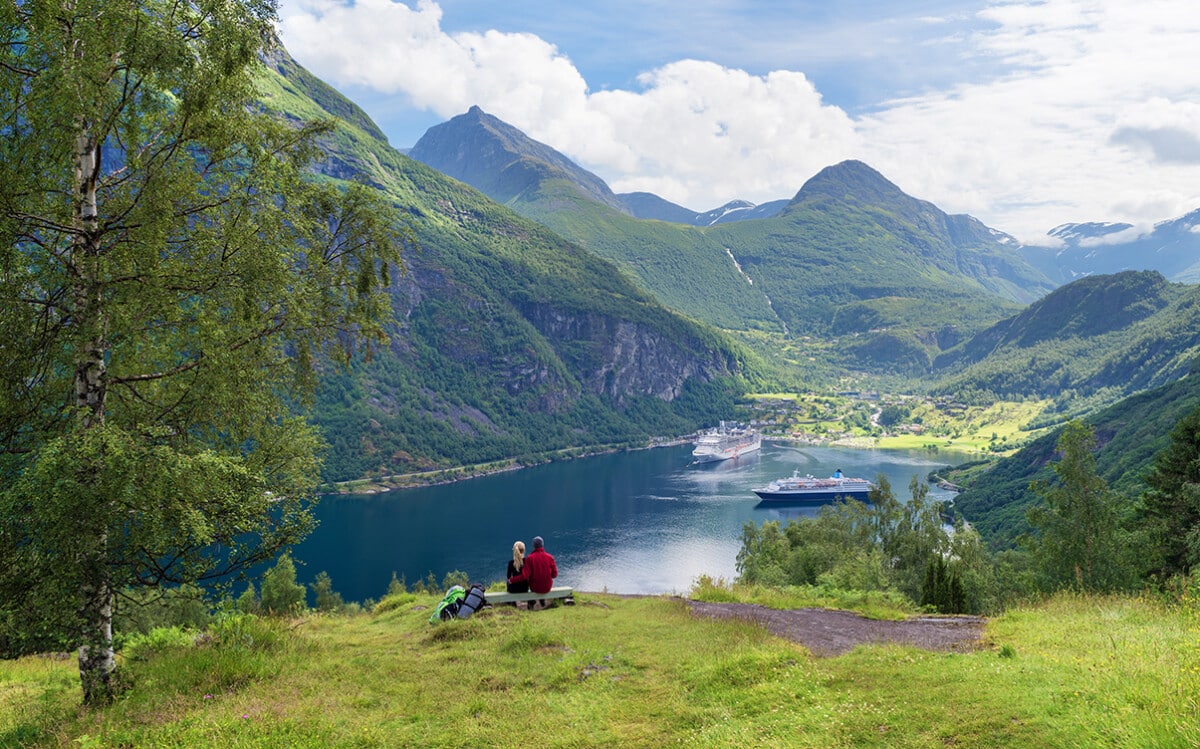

{"left": 429, "top": 585, "right": 466, "bottom": 625}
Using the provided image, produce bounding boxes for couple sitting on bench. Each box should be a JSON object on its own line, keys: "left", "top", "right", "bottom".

{"left": 507, "top": 536, "right": 557, "bottom": 610}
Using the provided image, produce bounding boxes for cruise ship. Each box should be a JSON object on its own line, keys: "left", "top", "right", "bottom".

{"left": 752, "top": 470, "right": 873, "bottom": 503}
{"left": 690, "top": 422, "right": 761, "bottom": 464}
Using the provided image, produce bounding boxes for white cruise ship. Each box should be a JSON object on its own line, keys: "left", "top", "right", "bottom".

{"left": 691, "top": 422, "right": 761, "bottom": 464}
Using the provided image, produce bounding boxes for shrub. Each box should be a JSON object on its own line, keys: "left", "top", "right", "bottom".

{"left": 122, "top": 626, "right": 196, "bottom": 661}
{"left": 207, "top": 613, "right": 284, "bottom": 653}
{"left": 235, "top": 583, "right": 261, "bottom": 615}
{"left": 311, "top": 571, "right": 345, "bottom": 612}
{"left": 260, "top": 554, "right": 306, "bottom": 615}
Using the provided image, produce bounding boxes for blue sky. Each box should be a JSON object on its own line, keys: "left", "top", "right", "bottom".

{"left": 278, "top": 0, "right": 1200, "bottom": 244}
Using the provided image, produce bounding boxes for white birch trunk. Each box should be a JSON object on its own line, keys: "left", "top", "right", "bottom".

{"left": 72, "top": 112, "right": 115, "bottom": 705}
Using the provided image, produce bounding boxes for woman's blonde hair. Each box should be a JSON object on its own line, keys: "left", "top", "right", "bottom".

{"left": 512, "top": 540, "right": 526, "bottom": 571}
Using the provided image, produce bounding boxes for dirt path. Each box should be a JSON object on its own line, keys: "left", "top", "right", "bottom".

{"left": 686, "top": 601, "right": 987, "bottom": 657}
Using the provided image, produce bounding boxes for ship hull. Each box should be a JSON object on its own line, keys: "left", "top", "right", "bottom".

{"left": 691, "top": 440, "right": 761, "bottom": 463}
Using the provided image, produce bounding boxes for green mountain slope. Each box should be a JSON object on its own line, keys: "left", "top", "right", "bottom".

{"left": 409, "top": 109, "right": 1055, "bottom": 373}
{"left": 773, "top": 160, "right": 1051, "bottom": 305}
{"left": 510, "top": 180, "right": 788, "bottom": 334}
{"left": 257, "top": 52, "right": 751, "bottom": 482}
{"left": 931, "top": 271, "right": 1200, "bottom": 408}
{"left": 950, "top": 365, "right": 1200, "bottom": 547}
{"left": 705, "top": 162, "right": 1053, "bottom": 371}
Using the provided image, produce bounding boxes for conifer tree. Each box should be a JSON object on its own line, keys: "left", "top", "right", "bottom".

{"left": 1140, "top": 406, "right": 1200, "bottom": 578}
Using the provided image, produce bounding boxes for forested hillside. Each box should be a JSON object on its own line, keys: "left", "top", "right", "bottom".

{"left": 949, "top": 365, "right": 1200, "bottom": 547}
{"left": 931, "top": 271, "right": 1200, "bottom": 410}
{"left": 258, "top": 52, "right": 751, "bottom": 482}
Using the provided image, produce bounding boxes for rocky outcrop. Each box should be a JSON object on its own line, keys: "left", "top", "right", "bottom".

{"left": 521, "top": 303, "right": 736, "bottom": 403}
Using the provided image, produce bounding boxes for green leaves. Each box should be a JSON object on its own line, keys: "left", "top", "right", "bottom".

{"left": 1025, "top": 420, "right": 1133, "bottom": 592}
{"left": 0, "top": 0, "right": 401, "bottom": 698}
{"left": 735, "top": 476, "right": 991, "bottom": 612}
{"left": 1140, "top": 406, "right": 1200, "bottom": 578}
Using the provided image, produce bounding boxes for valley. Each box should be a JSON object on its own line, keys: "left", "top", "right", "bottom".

{"left": 8, "top": 3, "right": 1200, "bottom": 739}
{"left": 263, "top": 52, "right": 1200, "bottom": 565}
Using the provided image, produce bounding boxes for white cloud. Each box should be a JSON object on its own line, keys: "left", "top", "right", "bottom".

{"left": 280, "top": 0, "right": 1200, "bottom": 242}
{"left": 279, "top": 0, "right": 587, "bottom": 111}
{"left": 858, "top": 0, "right": 1200, "bottom": 242}
{"left": 279, "top": 0, "right": 857, "bottom": 210}
{"left": 589, "top": 62, "right": 860, "bottom": 206}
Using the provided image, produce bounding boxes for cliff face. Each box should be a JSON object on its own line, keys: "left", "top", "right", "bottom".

{"left": 520, "top": 303, "right": 736, "bottom": 402}
{"left": 381, "top": 257, "right": 735, "bottom": 415}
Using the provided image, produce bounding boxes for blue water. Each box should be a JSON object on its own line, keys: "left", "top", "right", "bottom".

{"left": 291, "top": 442, "right": 963, "bottom": 601}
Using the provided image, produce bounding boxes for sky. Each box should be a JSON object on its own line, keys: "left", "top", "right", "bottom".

{"left": 277, "top": 0, "right": 1200, "bottom": 245}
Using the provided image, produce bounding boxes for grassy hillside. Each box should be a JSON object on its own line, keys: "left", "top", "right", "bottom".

{"left": 515, "top": 180, "right": 787, "bottom": 333}
{"left": 4, "top": 589, "right": 1196, "bottom": 747}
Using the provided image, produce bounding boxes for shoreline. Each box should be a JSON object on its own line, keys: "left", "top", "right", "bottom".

{"left": 320, "top": 436, "right": 695, "bottom": 496}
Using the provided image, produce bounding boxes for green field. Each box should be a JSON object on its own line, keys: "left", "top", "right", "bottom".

{"left": 746, "top": 393, "right": 1054, "bottom": 457}
{"left": 4, "top": 587, "right": 1197, "bottom": 748}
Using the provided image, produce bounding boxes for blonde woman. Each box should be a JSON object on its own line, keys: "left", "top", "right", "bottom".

{"left": 506, "top": 541, "right": 529, "bottom": 594}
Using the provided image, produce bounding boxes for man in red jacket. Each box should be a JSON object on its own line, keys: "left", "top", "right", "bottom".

{"left": 508, "top": 536, "right": 557, "bottom": 609}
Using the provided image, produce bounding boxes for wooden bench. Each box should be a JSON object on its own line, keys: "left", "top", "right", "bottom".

{"left": 484, "top": 586, "right": 574, "bottom": 606}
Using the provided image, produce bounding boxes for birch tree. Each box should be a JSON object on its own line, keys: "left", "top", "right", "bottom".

{"left": 0, "top": 0, "right": 403, "bottom": 704}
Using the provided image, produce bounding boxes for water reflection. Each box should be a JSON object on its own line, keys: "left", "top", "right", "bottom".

{"left": 755, "top": 503, "right": 826, "bottom": 522}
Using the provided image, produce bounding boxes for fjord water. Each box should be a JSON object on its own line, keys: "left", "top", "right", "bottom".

{"left": 292, "top": 443, "right": 962, "bottom": 602}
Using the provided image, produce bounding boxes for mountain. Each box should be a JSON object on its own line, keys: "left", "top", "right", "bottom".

{"left": 949, "top": 364, "right": 1200, "bottom": 548}
{"left": 409, "top": 111, "right": 785, "bottom": 228}
{"left": 413, "top": 109, "right": 789, "bottom": 334}
{"left": 617, "top": 192, "right": 702, "bottom": 224}
{"left": 409, "top": 108, "right": 1055, "bottom": 374}
{"left": 1020, "top": 210, "right": 1200, "bottom": 284}
{"left": 698, "top": 199, "right": 790, "bottom": 225}
{"left": 931, "top": 271, "right": 1200, "bottom": 409}
{"left": 618, "top": 193, "right": 789, "bottom": 226}
{"left": 408, "top": 105, "right": 630, "bottom": 215}
{"left": 258, "top": 52, "right": 749, "bottom": 482}
{"left": 724, "top": 158, "right": 1053, "bottom": 308}
{"left": 702, "top": 161, "right": 1055, "bottom": 370}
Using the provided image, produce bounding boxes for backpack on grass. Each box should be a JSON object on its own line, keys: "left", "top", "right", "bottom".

{"left": 456, "top": 584, "right": 487, "bottom": 619}
{"left": 429, "top": 585, "right": 466, "bottom": 624}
